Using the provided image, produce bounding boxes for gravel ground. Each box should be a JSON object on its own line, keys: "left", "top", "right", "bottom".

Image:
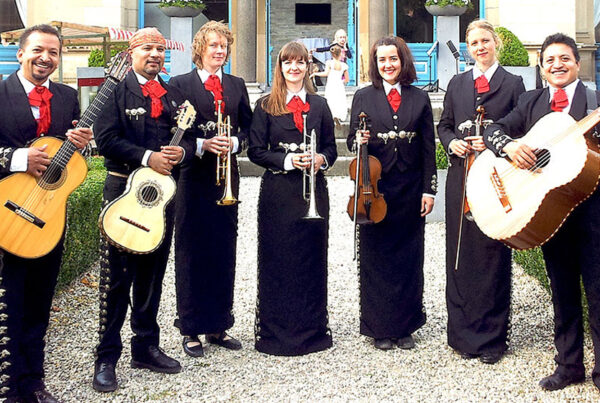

{"left": 44, "top": 177, "right": 598, "bottom": 402}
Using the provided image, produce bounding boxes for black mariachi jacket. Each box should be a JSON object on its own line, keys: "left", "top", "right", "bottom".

{"left": 347, "top": 84, "right": 437, "bottom": 196}
{"left": 94, "top": 71, "right": 195, "bottom": 176}
{"left": 0, "top": 71, "right": 80, "bottom": 179}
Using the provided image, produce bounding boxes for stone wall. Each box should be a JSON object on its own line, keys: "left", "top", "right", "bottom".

{"left": 269, "top": 0, "right": 348, "bottom": 77}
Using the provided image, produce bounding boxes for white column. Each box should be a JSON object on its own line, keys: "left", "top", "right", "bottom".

{"left": 170, "top": 17, "right": 193, "bottom": 76}
{"left": 436, "top": 16, "right": 460, "bottom": 91}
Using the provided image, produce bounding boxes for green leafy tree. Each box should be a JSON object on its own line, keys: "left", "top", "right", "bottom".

{"left": 495, "top": 27, "right": 530, "bottom": 67}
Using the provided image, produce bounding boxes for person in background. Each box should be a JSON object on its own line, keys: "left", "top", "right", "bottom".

{"left": 438, "top": 19, "right": 525, "bottom": 365}
{"left": 311, "top": 29, "right": 353, "bottom": 63}
{"left": 310, "top": 45, "right": 349, "bottom": 125}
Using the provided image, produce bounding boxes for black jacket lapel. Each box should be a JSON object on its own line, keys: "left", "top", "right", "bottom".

{"left": 6, "top": 73, "right": 38, "bottom": 141}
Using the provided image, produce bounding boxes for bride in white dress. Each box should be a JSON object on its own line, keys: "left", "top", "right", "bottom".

{"left": 310, "top": 46, "right": 348, "bottom": 123}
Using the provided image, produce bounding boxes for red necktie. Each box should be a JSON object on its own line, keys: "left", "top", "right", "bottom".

{"left": 387, "top": 88, "right": 401, "bottom": 112}
{"left": 286, "top": 96, "right": 310, "bottom": 133}
{"left": 204, "top": 74, "right": 225, "bottom": 113}
{"left": 551, "top": 88, "right": 568, "bottom": 112}
{"left": 475, "top": 75, "right": 490, "bottom": 94}
{"left": 28, "top": 86, "right": 53, "bottom": 137}
{"left": 140, "top": 80, "right": 167, "bottom": 119}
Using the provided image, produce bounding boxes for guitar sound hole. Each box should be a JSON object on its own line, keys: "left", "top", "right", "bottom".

{"left": 38, "top": 160, "right": 66, "bottom": 190}
{"left": 534, "top": 149, "right": 550, "bottom": 169}
{"left": 136, "top": 180, "right": 163, "bottom": 208}
{"left": 44, "top": 167, "right": 63, "bottom": 185}
{"left": 141, "top": 186, "right": 158, "bottom": 203}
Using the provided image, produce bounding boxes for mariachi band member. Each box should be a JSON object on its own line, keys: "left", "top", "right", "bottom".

{"left": 169, "top": 21, "right": 251, "bottom": 357}
{"left": 0, "top": 24, "right": 93, "bottom": 403}
{"left": 347, "top": 36, "right": 436, "bottom": 351}
{"left": 437, "top": 19, "right": 525, "bottom": 364}
{"left": 248, "top": 41, "right": 337, "bottom": 356}
{"left": 92, "top": 28, "right": 195, "bottom": 392}
{"left": 484, "top": 33, "right": 600, "bottom": 392}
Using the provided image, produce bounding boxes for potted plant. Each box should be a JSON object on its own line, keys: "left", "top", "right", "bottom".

{"left": 158, "top": 0, "right": 205, "bottom": 18}
{"left": 495, "top": 27, "right": 537, "bottom": 90}
{"left": 424, "top": 0, "right": 472, "bottom": 16}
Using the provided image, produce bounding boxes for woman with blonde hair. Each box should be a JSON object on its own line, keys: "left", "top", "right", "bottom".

{"left": 310, "top": 45, "right": 349, "bottom": 122}
{"left": 438, "top": 19, "right": 525, "bottom": 364}
{"left": 248, "top": 41, "right": 337, "bottom": 356}
{"left": 169, "top": 20, "right": 252, "bottom": 357}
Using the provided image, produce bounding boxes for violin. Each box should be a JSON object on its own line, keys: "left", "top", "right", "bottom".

{"left": 347, "top": 112, "right": 387, "bottom": 226}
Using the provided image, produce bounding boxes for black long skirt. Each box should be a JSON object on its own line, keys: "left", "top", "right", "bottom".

{"left": 358, "top": 167, "right": 426, "bottom": 339}
{"left": 174, "top": 157, "right": 239, "bottom": 336}
{"left": 445, "top": 158, "right": 512, "bottom": 355}
{"left": 254, "top": 170, "right": 333, "bottom": 356}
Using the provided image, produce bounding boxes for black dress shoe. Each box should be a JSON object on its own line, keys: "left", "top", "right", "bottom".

{"left": 93, "top": 361, "right": 118, "bottom": 393}
{"left": 30, "top": 389, "right": 60, "bottom": 403}
{"left": 460, "top": 351, "right": 479, "bottom": 360}
{"left": 131, "top": 345, "right": 181, "bottom": 374}
{"left": 539, "top": 371, "right": 585, "bottom": 391}
{"left": 182, "top": 335, "right": 204, "bottom": 357}
{"left": 480, "top": 351, "right": 503, "bottom": 364}
{"left": 397, "top": 335, "right": 415, "bottom": 350}
{"left": 206, "top": 332, "right": 242, "bottom": 350}
{"left": 373, "top": 338, "right": 394, "bottom": 350}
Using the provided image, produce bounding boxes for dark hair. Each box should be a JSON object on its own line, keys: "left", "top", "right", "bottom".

{"left": 19, "top": 24, "right": 62, "bottom": 51}
{"left": 539, "top": 33, "right": 579, "bottom": 64}
{"left": 368, "top": 36, "right": 416, "bottom": 88}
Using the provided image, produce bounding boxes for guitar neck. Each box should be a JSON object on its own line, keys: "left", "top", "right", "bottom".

{"left": 52, "top": 76, "right": 119, "bottom": 171}
{"left": 575, "top": 106, "right": 600, "bottom": 135}
{"left": 169, "top": 127, "right": 185, "bottom": 147}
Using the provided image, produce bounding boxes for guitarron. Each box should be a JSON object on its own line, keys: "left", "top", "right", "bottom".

{"left": 98, "top": 100, "right": 196, "bottom": 254}
{"left": 466, "top": 108, "right": 600, "bottom": 250}
{"left": 0, "top": 52, "right": 131, "bottom": 259}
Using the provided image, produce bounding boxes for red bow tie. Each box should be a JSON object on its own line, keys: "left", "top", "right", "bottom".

{"left": 28, "top": 86, "right": 53, "bottom": 137}
{"left": 551, "top": 88, "right": 568, "bottom": 112}
{"left": 140, "top": 80, "right": 167, "bottom": 119}
{"left": 286, "top": 95, "right": 310, "bottom": 133}
{"left": 475, "top": 75, "right": 490, "bottom": 94}
{"left": 387, "top": 88, "right": 401, "bottom": 112}
{"left": 204, "top": 74, "right": 225, "bottom": 113}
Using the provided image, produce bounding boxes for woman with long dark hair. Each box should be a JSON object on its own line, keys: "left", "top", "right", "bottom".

{"left": 248, "top": 41, "right": 337, "bottom": 356}
{"left": 347, "top": 36, "right": 436, "bottom": 350}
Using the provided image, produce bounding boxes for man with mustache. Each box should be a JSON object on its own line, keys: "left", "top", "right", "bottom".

{"left": 0, "top": 24, "right": 92, "bottom": 403}
{"left": 484, "top": 33, "right": 600, "bottom": 393}
{"left": 92, "top": 27, "right": 194, "bottom": 393}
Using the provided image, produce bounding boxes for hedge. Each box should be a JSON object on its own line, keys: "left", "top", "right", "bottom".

{"left": 495, "top": 27, "right": 530, "bottom": 67}
{"left": 58, "top": 156, "right": 105, "bottom": 288}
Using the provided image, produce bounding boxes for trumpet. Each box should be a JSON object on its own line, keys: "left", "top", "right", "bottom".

{"left": 216, "top": 100, "right": 239, "bottom": 206}
{"left": 302, "top": 115, "right": 323, "bottom": 220}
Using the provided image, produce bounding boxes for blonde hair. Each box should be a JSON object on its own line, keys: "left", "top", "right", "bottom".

{"left": 264, "top": 41, "right": 315, "bottom": 116}
{"left": 191, "top": 21, "right": 233, "bottom": 69}
{"left": 334, "top": 29, "right": 346, "bottom": 42}
{"left": 465, "top": 19, "right": 502, "bottom": 51}
{"left": 330, "top": 45, "right": 342, "bottom": 59}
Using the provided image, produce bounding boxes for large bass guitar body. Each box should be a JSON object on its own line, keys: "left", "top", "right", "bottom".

{"left": 0, "top": 137, "right": 87, "bottom": 258}
{"left": 466, "top": 109, "right": 600, "bottom": 250}
{"left": 99, "top": 167, "right": 176, "bottom": 254}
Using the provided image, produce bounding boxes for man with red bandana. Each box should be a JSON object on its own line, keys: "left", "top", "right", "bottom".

{"left": 0, "top": 24, "right": 92, "bottom": 403}
{"left": 92, "top": 27, "right": 195, "bottom": 393}
{"left": 484, "top": 33, "right": 600, "bottom": 393}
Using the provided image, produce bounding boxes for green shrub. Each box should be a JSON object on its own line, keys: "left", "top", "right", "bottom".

{"left": 58, "top": 156, "right": 105, "bottom": 288}
{"left": 495, "top": 27, "right": 530, "bottom": 67}
{"left": 88, "top": 45, "right": 128, "bottom": 67}
{"left": 435, "top": 141, "right": 448, "bottom": 170}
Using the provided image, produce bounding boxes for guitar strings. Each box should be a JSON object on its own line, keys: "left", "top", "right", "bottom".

{"left": 20, "top": 79, "right": 117, "bottom": 212}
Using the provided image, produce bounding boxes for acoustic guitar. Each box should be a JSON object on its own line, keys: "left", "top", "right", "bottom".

{"left": 0, "top": 52, "right": 131, "bottom": 259}
{"left": 98, "top": 100, "right": 196, "bottom": 254}
{"left": 466, "top": 108, "right": 600, "bottom": 250}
